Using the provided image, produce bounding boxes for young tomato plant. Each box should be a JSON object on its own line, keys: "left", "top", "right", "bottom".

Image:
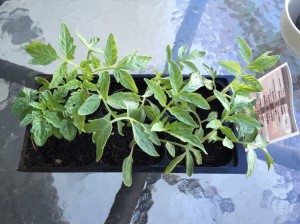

{"left": 13, "top": 23, "right": 279, "bottom": 186}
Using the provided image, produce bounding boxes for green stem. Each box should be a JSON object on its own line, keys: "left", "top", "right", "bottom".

{"left": 92, "top": 66, "right": 117, "bottom": 74}
{"left": 159, "top": 139, "right": 186, "bottom": 148}
{"left": 150, "top": 98, "right": 174, "bottom": 127}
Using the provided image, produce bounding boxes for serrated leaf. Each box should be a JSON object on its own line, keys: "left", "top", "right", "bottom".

{"left": 43, "top": 111, "right": 61, "bottom": 128}
{"left": 180, "top": 60, "right": 198, "bottom": 72}
{"left": 59, "top": 23, "right": 76, "bottom": 60}
{"left": 203, "top": 63, "right": 217, "bottom": 79}
{"left": 169, "top": 106, "right": 198, "bottom": 127}
{"left": 219, "top": 60, "right": 242, "bottom": 76}
{"left": 91, "top": 53, "right": 100, "bottom": 69}
{"left": 246, "top": 149, "right": 257, "bottom": 178}
{"left": 118, "top": 50, "right": 152, "bottom": 71}
{"left": 76, "top": 30, "right": 89, "bottom": 48}
{"left": 166, "top": 44, "right": 172, "bottom": 61}
{"left": 222, "top": 137, "right": 234, "bottom": 149}
{"left": 122, "top": 155, "right": 133, "bottom": 187}
{"left": 132, "top": 123, "right": 159, "bottom": 157}
{"left": 241, "top": 75, "right": 263, "bottom": 92}
{"left": 24, "top": 41, "right": 58, "bottom": 65}
{"left": 164, "top": 153, "right": 185, "bottom": 175}
{"left": 165, "top": 142, "right": 175, "bottom": 157}
{"left": 168, "top": 60, "right": 183, "bottom": 93}
{"left": 206, "top": 119, "right": 222, "bottom": 129}
{"left": 186, "top": 150, "right": 194, "bottom": 176}
{"left": 104, "top": 33, "right": 118, "bottom": 66}
{"left": 151, "top": 121, "right": 165, "bottom": 132}
{"left": 114, "top": 69, "right": 138, "bottom": 93}
{"left": 31, "top": 119, "right": 52, "bottom": 146}
{"left": 247, "top": 52, "right": 279, "bottom": 74}
{"left": 178, "top": 92, "right": 210, "bottom": 110}
{"left": 107, "top": 92, "right": 140, "bottom": 110}
{"left": 78, "top": 94, "right": 101, "bottom": 115}
{"left": 84, "top": 118, "right": 112, "bottom": 161}
{"left": 178, "top": 44, "right": 188, "bottom": 59}
{"left": 49, "top": 62, "right": 68, "bottom": 89}
{"left": 213, "top": 90, "right": 230, "bottom": 111}
{"left": 97, "top": 71, "right": 110, "bottom": 100}
{"left": 183, "top": 72, "right": 205, "bottom": 92}
{"left": 220, "top": 126, "right": 237, "bottom": 141}
{"left": 60, "top": 119, "right": 77, "bottom": 141}
{"left": 237, "top": 37, "right": 252, "bottom": 64}
{"left": 144, "top": 79, "right": 166, "bottom": 107}
{"left": 206, "top": 112, "right": 218, "bottom": 121}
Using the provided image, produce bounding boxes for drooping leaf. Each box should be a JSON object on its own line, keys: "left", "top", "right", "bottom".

{"left": 165, "top": 142, "right": 175, "bottom": 157}
{"left": 166, "top": 44, "right": 172, "bottom": 61}
{"left": 49, "top": 62, "right": 68, "bottom": 89}
{"left": 104, "top": 33, "right": 118, "bottom": 66}
{"left": 132, "top": 123, "right": 159, "bottom": 157}
{"left": 213, "top": 90, "right": 230, "bottom": 111}
{"left": 144, "top": 79, "right": 166, "bottom": 107}
{"left": 219, "top": 60, "right": 242, "bottom": 76}
{"left": 117, "top": 120, "right": 125, "bottom": 136}
{"left": 24, "top": 41, "right": 58, "bottom": 65}
{"left": 84, "top": 118, "right": 113, "bottom": 161}
{"left": 222, "top": 137, "right": 234, "bottom": 149}
{"left": 168, "top": 60, "right": 183, "bottom": 93}
{"left": 59, "top": 23, "right": 76, "bottom": 60}
{"left": 246, "top": 149, "right": 257, "bottom": 178}
{"left": 189, "top": 147, "right": 202, "bottom": 165}
{"left": 220, "top": 126, "right": 237, "bottom": 141}
{"left": 122, "top": 154, "right": 133, "bottom": 186}
{"left": 237, "top": 37, "right": 252, "bottom": 64}
{"left": 164, "top": 153, "right": 185, "bottom": 174}
{"left": 114, "top": 69, "right": 138, "bottom": 93}
{"left": 259, "top": 147, "right": 274, "bottom": 170}
{"left": 178, "top": 92, "right": 210, "bottom": 110}
{"left": 78, "top": 94, "right": 101, "bottom": 116}
{"left": 186, "top": 150, "right": 194, "bottom": 176}
{"left": 97, "top": 71, "right": 110, "bottom": 101}
{"left": 180, "top": 60, "right": 198, "bottom": 72}
{"left": 169, "top": 106, "right": 198, "bottom": 127}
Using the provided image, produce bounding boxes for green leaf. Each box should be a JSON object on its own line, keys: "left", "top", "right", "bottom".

{"left": 185, "top": 50, "right": 205, "bottom": 60}
{"left": 248, "top": 52, "right": 279, "bottom": 74}
{"left": 43, "top": 111, "right": 61, "bottom": 128}
{"left": 165, "top": 142, "right": 175, "bottom": 157}
{"left": 178, "top": 92, "right": 210, "bottom": 110}
{"left": 204, "top": 79, "right": 213, "bottom": 90}
{"left": 60, "top": 119, "right": 77, "bottom": 141}
{"left": 49, "top": 62, "right": 68, "bottom": 89}
{"left": 180, "top": 60, "right": 198, "bottom": 72}
{"left": 63, "top": 79, "right": 81, "bottom": 90}
{"left": 246, "top": 149, "right": 257, "bottom": 178}
{"left": 189, "top": 147, "right": 202, "bottom": 165}
{"left": 208, "top": 131, "right": 218, "bottom": 143}
{"left": 178, "top": 45, "right": 188, "bottom": 59}
{"left": 227, "top": 114, "right": 260, "bottom": 131}
{"left": 166, "top": 44, "right": 172, "bottom": 61}
{"left": 222, "top": 137, "right": 234, "bottom": 149}
{"left": 24, "top": 41, "right": 58, "bottom": 65}
{"left": 31, "top": 119, "right": 52, "bottom": 146}
{"left": 151, "top": 121, "right": 165, "bottom": 132}
{"left": 169, "top": 106, "right": 198, "bottom": 127}
{"left": 183, "top": 72, "right": 205, "bottom": 92}
{"left": 213, "top": 90, "right": 230, "bottom": 111}
{"left": 29, "top": 102, "right": 45, "bottom": 110}
{"left": 220, "top": 126, "right": 237, "bottom": 141}
{"left": 73, "top": 113, "right": 85, "bottom": 133}
{"left": 84, "top": 118, "right": 112, "bottom": 161}
{"left": 104, "top": 33, "right": 118, "bottom": 66}
{"left": 186, "top": 150, "right": 194, "bottom": 176}
{"left": 122, "top": 155, "right": 133, "bottom": 187}
{"left": 259, "top": 147, "right": 274, "bottom": 170}
{"left": 219, "top": 60, "right": 242, "bottom": 76}
{"left": 114, "top": 69, "right": 138, "bottom": 93}
{"left": 20, "top": 113, "right": 36, "bottom": 127}
{"left": 132, "top": 123, "right": 159, "bottom": 157}
{"left": 203, "top": 63, "right": 217, "bottom": 79}
{"left": 118, "top": 50, "right": 152, "bottom": 71}
{"left": 76, "top": 30, "right": 89, "bottom": 48}
{"left": 65, "top": 68, "right": 78, "bottom": 82}
{"left": 59, "top": 23, "right": 76, "bottom": 60}
{"left": 117, "top": 120, "right": 125, "bottom": 136}
{"left": 143, "top": 124, "right": 161, "bottom": 146}
{"left": 237, "top": 37, "right": 252, "bottom": 64}
{"left": 91, "top": 53, "right": 100, "bottom": 69}
{"left": 206, "top": 119, "right": 222, "bottom": 129}
{"left": 107, "top": 92, "right": 140, "bottom": 110}
{"left": 206, "top": 112, "right": 218, "bottom": 121}
{"left": 168, "top": 60, "right": 183, "bottom": 93}
{"left": 233, "top": 95, "right": 254, "bottom": 110}
{"left": 241, "top": 75, "right": 263, "bottom": 92}
{"left": 164, "top": 153, "right": 185, "bottom": 175}
{"left": 144, "top": 79, "right": 166, "bottom": 107}
{"left": 78, "top": 94, "right": 101, "bottom": 116}
{"left": 97, "top": 71, "right": 110, "bottom": 101}
{"left": 34, "top": 77, "right": 49, "bottom": 91}
{"left": 144, "top": 106, "right": 156, "bottom": 121}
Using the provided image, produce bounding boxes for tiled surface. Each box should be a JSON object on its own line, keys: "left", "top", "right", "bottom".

{"left": 0, "top": 0, "right": 300, "bottom": 223}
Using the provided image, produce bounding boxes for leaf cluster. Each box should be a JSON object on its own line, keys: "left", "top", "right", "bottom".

{"left": 13, "top": 24, "right": 279, "bottom": 186}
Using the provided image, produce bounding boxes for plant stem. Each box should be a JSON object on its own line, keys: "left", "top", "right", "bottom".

{"left": 159, "top": 139, "right": 186, "bottom": 148}
{"left": 150, "top": 98, "right": 174, "bottom": 127}
{"left": 92, "top": 66, "right": 117, "bottom": 74}
{"left": 206, "top": 84, "right": 232, "bottom": 102}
